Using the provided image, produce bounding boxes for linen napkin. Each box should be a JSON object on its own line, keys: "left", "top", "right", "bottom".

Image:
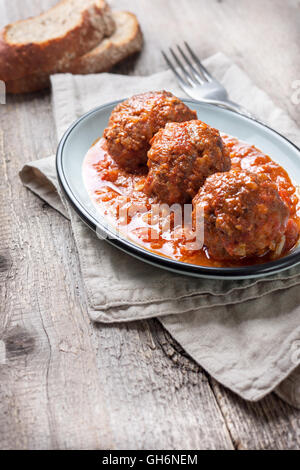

{"left": 20, "top": 53, "right": 300, "bottom": 407}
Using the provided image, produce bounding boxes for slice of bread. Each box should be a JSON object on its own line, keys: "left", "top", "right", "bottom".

{"left": 67, "top": 11, "right": 142, "bottom": 74}
{"left": 6, "top": 11, "right": 143, "bottom": 94}
{"left": 0, "top": 0, "right": 115, "bottom": 82}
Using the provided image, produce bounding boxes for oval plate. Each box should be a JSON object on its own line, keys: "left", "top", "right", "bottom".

{"left": 56, "top": 99, "right": 300, "bottom": 280}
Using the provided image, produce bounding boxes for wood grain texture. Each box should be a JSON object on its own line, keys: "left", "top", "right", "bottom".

{"left": 0, "top": 0, "right": 300, "bottom": 450}
{"left": 0, "top": 96, "right": 232, "bottom": 450}
{"left": 109, "top": 0, "right": 300, "bottom": 126}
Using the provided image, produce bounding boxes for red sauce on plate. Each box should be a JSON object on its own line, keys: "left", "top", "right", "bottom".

{"left": 83, "top": 135, "right": 300, "bottom": 267}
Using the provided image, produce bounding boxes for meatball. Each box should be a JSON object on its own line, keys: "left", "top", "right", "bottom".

{"left": 192, "top": 169, "right": 289, "bottom": 260}
{"left": 143, "top": 120, "right": 231, "bottom": 205}
{"left": 103, "top": 91, "right": 197, "bottom": 172}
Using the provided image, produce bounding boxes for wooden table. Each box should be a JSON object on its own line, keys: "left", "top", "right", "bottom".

{"left": 1, "top": 0, "right": 300, "bottom": 450}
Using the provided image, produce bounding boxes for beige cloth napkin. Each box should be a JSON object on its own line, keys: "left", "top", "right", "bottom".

{"left": 20, "top": 53, "right": 300, "bottom": 407}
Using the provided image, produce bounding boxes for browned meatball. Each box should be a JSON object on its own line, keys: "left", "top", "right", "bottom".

{"left": 103, "top": 91, "right": 197, "bottom": 172}
{"left": 192, "top": 169, "right": 290, "bottom": 260}
{"left": 143, "top": 120, "right": 231, "bottom": 205}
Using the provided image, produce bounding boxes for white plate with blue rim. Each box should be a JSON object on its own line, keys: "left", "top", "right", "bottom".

{"left": 56, "top": 98, "right": 300, "bottom": 280}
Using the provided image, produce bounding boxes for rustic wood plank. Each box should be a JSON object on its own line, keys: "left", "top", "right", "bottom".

{"left": 147, "top": 330, "right": 300, "bottom": 450}
{"left": 0, "top": 93, "right": 233, "bottom": 449}
{"left": 210, "top": 378, "right": 300, "bottom": 450}
{"left": 0, "top": 93, "right": 114, "bottom": 450}
{"left": 0, "top": 0, "right": 234, "bottom": 451}
{"left": 110, "top": 0, "right": 300, "bottom": 125}
{"left": 1, "top": 0, "right": 300, "bottom": 450}
{"left": 110, "top": 0, "right": 300, "bottom": 449}
{"left": 99, "top": 0, "right": 300, "bottom": 449}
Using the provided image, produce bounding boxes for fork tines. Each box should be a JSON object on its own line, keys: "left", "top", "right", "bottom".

{"left": 162, "top": 42, "right": 212, "bottom": 86}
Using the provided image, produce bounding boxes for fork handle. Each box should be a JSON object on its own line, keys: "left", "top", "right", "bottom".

{"left": 223, "top": 99, "right": 256, "bottom": 119}
{"left": 200, "top": 98, "right": 256, "bottom": 120}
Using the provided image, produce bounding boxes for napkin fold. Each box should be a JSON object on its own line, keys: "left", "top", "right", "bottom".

{"left": 20, "top": 53, "right": 300, "bottom": 407}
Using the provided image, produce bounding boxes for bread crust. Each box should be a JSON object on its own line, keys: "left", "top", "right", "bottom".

{"left": 6, "top": 74, "right": 51, "bottom": 94}
{"left": 68, "top": 11, "right": 142, "bottom": 74}
{"left": 6, "top": 11, "right": 143, "bottom": 94}
{"left": 0, "top": 0, "right": 115, "bottom": 82}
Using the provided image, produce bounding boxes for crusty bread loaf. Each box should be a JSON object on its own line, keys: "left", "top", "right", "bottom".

{"left": 6, "top": 11, "right": 143, "bottom": 94}
{"left": 0, "top": 0, "right": 115, "bottom": 82}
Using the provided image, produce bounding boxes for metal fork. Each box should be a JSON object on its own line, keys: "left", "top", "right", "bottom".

{"left": 162, "top": 42, "right": 254, "bottom": 119}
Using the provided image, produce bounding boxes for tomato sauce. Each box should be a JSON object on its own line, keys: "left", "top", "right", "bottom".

{"left": 83, "top": 135, "right": 300, "bottom": 267}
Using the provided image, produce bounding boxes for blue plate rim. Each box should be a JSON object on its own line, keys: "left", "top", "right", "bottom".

{"left": 56, "top": 98, "right": 300, "bottom": 279}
